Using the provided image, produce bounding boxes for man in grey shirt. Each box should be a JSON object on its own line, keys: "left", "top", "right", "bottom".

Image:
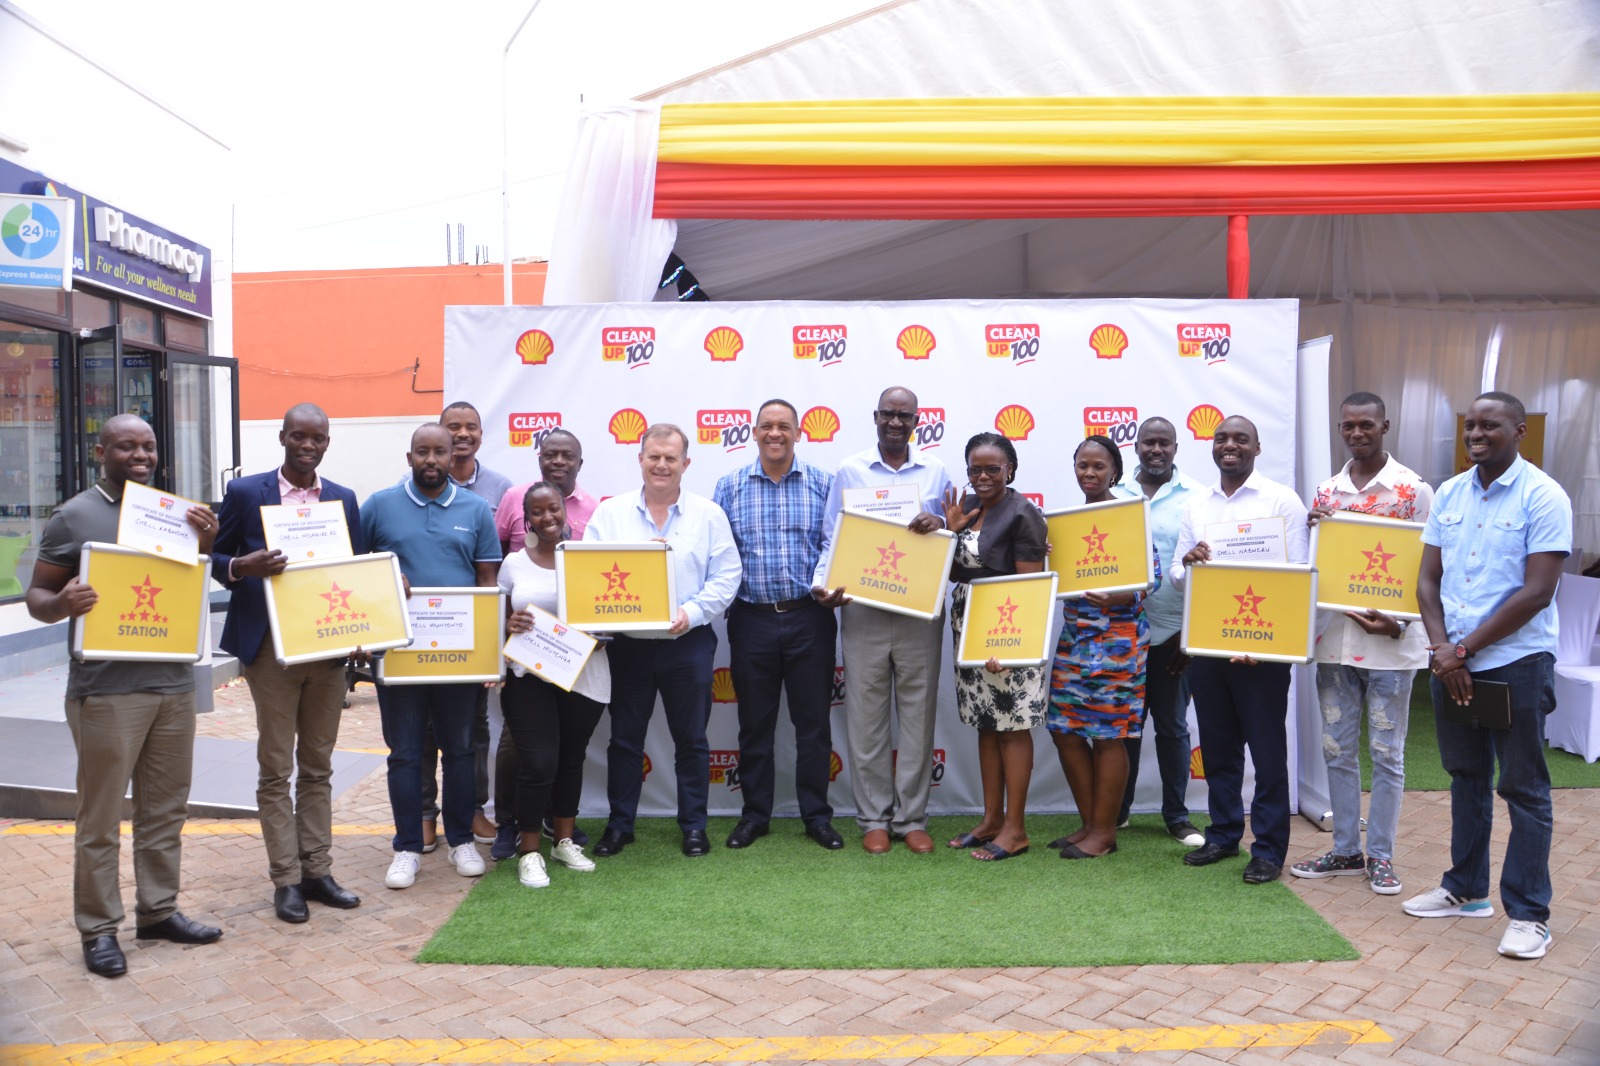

{"left": 27, "top": 414, "right": 224, "bottom": 977}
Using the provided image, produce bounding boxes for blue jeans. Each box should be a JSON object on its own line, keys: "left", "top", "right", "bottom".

{"left": 604, "top": 626, "right": 717, "bottom": 834}
{"left": 1432, "top": 652, "right": 1555, "bottom": 922}
{"left": 1317, "top": 664, "right": 1413, "bottom": 861}
{"left": 1119, "top": 634, "right": 1193, "bottom": 826}
{"left": 376, "top": 682, "right": 478, "bottom": 853}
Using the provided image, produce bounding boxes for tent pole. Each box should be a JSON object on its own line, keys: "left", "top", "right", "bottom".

{"left": 1226, "top": 215, "right": 1250, "bottom": 298}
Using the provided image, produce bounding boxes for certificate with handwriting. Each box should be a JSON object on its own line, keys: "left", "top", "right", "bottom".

{"left": 503, "top": 604, "right": 599, "bottom": 692}
{"left": 261, "top": 501, "right": 354, "bottom": 561}
{"left": 116, "top": 481, "right": 203, "bottom": 566}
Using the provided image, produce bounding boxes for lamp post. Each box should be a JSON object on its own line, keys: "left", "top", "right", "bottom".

{"left": 502, "top": 0, "right": 545, "bottom": 305}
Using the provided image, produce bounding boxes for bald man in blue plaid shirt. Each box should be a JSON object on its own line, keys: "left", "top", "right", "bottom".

{"left": 712, "top": 399, "right": 843, "bottom": 851}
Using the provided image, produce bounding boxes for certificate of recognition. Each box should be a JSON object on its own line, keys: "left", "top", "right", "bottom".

{"left": 503, "top": 604, "right": 599, "bottom": 692}
{"left": 556, "top": 542, "right": 677, "bottom": 632}
{"left": 116, "top": 481, "right": 202, "bottom": 566}
{"left": 1310, "top": 511, "right": 1425, "bottom": 621}
{"left": 265, "top": 553, "right": 412, "bottom": 666}
{"left": 260, "top": 501, "right": 353, "bottom": 561}
{"left": 1044, "top": 497, "right": 1156, "bottom": 598}
{"left": 956, "top": 571, "right": 1059, "bottom": 668}
{"left": 1182, "top": 561, "right": 1317, "bottom": 664}
{"left": 1203, "top": 516, "right": 1288, "bottom": 563}
{"left": 379, "top": 587, "right": 505, "bottom": 685}
{"left": 841, "top": 483, "right": 921, "bottom": 525}
{"left": 819, "top": 509, "right": 955, "bottom": 620}
{"left": 72, "top": 542, "right": 209, "bottom": 663}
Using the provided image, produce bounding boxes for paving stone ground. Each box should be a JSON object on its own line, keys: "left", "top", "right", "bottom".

{"left": 2, "top": 679, "right": 1597, "bottom": 1064}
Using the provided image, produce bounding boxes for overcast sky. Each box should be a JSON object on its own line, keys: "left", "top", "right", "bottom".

{"left": 17, "top": 0, "right": 881, "bottom": 272}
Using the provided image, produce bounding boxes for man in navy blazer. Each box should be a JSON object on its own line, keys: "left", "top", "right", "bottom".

{"left": 211, "top": 403, "right": 365, "bottom": 923}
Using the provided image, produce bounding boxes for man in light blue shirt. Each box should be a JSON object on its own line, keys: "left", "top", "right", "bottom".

{"left": 1406, "top": 391, "right": 1571, "bottom": 961}
{"left": 584, "top": 424, "right": 742, "bottom": 859}
{"left": 812, "top": 386, "right": 954, "bottom": 855}
{"left": 1110, "top": 416, "right": 1206, "bottom": 845}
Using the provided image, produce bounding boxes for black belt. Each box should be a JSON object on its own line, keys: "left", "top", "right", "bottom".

{"left": 735, "top": 597, "right": 814, "bottom": 613}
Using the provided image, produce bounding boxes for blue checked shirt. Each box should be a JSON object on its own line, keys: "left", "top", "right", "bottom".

{"left": 714, "top": 457, "right": 833, "bottom": 604}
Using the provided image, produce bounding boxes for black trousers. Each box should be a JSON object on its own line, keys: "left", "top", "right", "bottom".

{"left": 500, "top": 671, "right": 604, "bottom": 831}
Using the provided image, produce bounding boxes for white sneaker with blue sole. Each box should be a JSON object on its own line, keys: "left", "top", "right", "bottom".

{"left": 1498, "top": 920, "right": 1552, "bottom": 959}
{"left": 1402, "top": 886, "right": 1494, "bottom": 919}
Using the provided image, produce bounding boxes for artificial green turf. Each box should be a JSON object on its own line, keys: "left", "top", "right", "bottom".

{"left": 1357, "top": 673, "right": 1600, "bottom": 792}
{"left": 417, "top": 815, "right": 1358, "bottom": 970}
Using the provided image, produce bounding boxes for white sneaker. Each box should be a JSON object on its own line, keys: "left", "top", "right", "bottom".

{"left": 551, "top": 838, "right": 596, "bottom": 872}
{"left": 1402, "top": 886, "right": 1495, "bottom": 919}
{"left": 518, "top": 852, "right": 550, "bottom": 888}
{"left": 385, "top": 851, "right": 421, "bottom": 889}
{"left": 1498, "top": 920, "right": 1552, "bottom": 959}
{"left": 448, "top": 842, "right": 485, "bottom": 877}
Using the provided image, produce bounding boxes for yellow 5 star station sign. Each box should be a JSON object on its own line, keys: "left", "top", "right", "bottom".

{"left": 820, "top": 509, "right": 956, "bottom": 620}
{"left": 73, "top": 542, "right": 209, "bottom": 662}
{"left": 555, "top": 542, "right": 678, "bottom": 632}
{"left": 378, "top": 587, "right": 506, "bottom": 685}
{"left": 1309, "top": 511, "right": 1425, "bottom": 620}
{"left": 264, "top": 553, "right": 412, "bottom": 666}
{"left": 1044, "top": 496, "right": 1156, "bottom": 598}
{"left": 956, "top": 571, "right": 1059, "bottom": 667}
{"left": 1182, "top": 560, "right": 1317, "bottom": 664}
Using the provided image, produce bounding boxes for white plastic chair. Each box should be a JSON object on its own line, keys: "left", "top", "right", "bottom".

{"left": 1549, "top": 574, "right": 1600, "bottom": 762}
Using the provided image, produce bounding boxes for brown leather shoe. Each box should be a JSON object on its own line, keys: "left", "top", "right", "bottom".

{"left": 862, "top": 829, "right": 891, "bottom": 854}
{"left": 901, "top": 830, "right": 935, "bottom": 854}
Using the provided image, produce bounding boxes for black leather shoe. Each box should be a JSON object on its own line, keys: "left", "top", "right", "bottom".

{"left": 593, "top": 828, "right": 635, "bottom": 857}
{"left": 806, "top": 822, "right": 845, "bottom": 850}
{"left": 1182, "top": 842, "right": 1241, "bottom": 867}
{"left": 135, "top": 912, "right": 223, "bottom": 944}
{"left": 274, "top": 884, "right": 309, "bottom": 924}
{"left": 1243, "top": 857, "right": 1284, "bottom": 884}
{"left": 83, "top": 935, "right": 126, "bottom": 977}
{"left": 300, "top": 874, "right": 360, "bottom": 909}
{"left": 682, "top": 828, "right": 710, "bottom": 857}
{"left": 725, "top": 818, "right": 769, "bottom": 849}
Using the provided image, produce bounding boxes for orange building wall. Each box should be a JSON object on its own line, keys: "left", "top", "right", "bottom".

{"left": 232, "top": 263, "right": 547, "bottom": 420}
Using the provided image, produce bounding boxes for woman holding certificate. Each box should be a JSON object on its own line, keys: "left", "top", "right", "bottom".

{"left": 941, "top": 432, "right": 1048, "bottom": 862}
{"left": 1049, "top": 436, "right": 1160, "bottom": 859}
{"left": 498, "top": 483, "right": 610, "bottom": 889}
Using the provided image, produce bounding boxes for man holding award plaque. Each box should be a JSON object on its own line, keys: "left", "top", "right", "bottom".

{"left": 813, "top": 386, "right": 955, "bottom": 855}
{"left": 1172, "top": 415, "right": 1308, "bottom": 885}
{"left": 211, "top": 403, "right": 366, "bottom": 923}
{"left": 26, "top": 414, "right": 223, "bottom": 977}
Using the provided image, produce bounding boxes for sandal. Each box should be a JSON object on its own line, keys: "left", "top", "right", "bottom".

{"left": 947, "top": 831, "right": 996, "bottom": 849}
{"left": 1059, "top": 842, "right": 1118, "bottom": 860}
{"left": 973, "top": 841, "right": 1029, "bottom": 861}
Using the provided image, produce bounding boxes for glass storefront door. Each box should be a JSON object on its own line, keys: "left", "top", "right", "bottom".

{"left": 164, "top": 354, "right": 238, "bottom": 506}
{"left": 0, "top": 320, "right": 65, "bottom": 596}
{"left": 75, "top": 326, "right": 120, "bottom": 491}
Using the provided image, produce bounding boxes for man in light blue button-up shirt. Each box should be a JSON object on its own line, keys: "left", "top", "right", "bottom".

{"left": 1408, "top": 391, "right": 1571, "bottom": 961}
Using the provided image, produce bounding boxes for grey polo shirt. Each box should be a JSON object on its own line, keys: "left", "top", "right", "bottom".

{"left": 37, "top": 481, "right": 196, "bottom": 700}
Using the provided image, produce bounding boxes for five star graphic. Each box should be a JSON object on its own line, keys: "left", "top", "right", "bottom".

{"left": 863, "top": 540, "right": 909, "bottom": 579}
{"left": 1361, "top": 540, "right": 1397, "bottom": 575}
{"left": 315, "top": 582, "right": 367, "bottom": 626}
{"left": 1232, "top": 584, "right": 1266, "bottom": 618}
{"left": 597, "top": 562, "right": 639, "bottom": 603}
{"left": 1081, "top": 524, "right": 1109, "bottom": 555}
{"left": 988, "top": 595, "right": 1022, "bottom": 634}
{"left": 121, "top": 575, "right": 167, "bottom": 623}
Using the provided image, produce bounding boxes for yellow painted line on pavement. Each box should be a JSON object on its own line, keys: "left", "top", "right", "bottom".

{"left": 1, "top": 1022, "right": 1390, "bottom": 1064}
{"left": 1, "top": 823, "right": 394, "bottom": 837}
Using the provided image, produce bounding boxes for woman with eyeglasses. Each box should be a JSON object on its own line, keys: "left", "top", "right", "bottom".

{"left": 940, "top": 432, "right": 1048, "bottom": 861}
{"left": 1048, "top": 435, "right": 1160, "bottom": 859}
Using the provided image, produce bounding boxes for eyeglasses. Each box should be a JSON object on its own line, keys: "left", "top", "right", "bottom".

{"left": 967, "top": 465, "right": 1006, "bottom": 478}
{"left": 875, "top": 409, "right": 917, "bottom": 424}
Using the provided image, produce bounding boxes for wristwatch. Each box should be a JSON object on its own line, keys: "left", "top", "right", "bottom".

{"left": 1454, "top": 642, "right": 1473, "bottom": 661}
{"left": 1391, "top": 619, "right": 1409, "bottom": 640}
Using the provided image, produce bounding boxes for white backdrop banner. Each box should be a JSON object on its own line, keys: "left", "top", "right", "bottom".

{"left": 445, "top": 298, "right": 1302, "bottom": 818}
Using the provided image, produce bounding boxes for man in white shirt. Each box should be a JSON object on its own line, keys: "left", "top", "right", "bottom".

{"left": 1291, "top": 393, "right": 1432, "bottom": 896}
{"left": 812, "top": 386, "right": 954, "bottom": 855}
{"left": 583, "top": 424, "right": 742, "bottom": 858}
{"left": 1171, "top": 415, "right": 1309, "bottom": 884}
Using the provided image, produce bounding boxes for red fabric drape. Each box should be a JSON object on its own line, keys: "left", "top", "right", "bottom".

{"left": 1226, "top": 216, "right": 1250, "bottom": 299}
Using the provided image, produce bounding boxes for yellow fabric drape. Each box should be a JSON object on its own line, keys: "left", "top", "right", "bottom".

{"left": 656, "top": 95, "right": 1600, "bottom": 167}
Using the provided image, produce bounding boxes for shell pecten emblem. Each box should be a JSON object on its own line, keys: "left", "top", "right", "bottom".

{"left": 800, "top": 406, "right": 841, "bottom": 443}
{"left": 704, "top": 326, "right": 743, "bottom": 362}
{"left": 1088, "top": 323, "right": 1129, "bottom": 360}
{"left": 896, "top": 324, "right": 936, "bottom": 361}
{"left": 994, "top": 404, "right": 1035, "bottom": 441}
{"left": 608, "top": 408, "right": 647, "bottom": 445}
{"left": 1186, "top": 404, "right": 1225, "bottom": 441}
{"left": 711, "top": 667, "right": 737, "bottom": 703}
{"left": 515, "top": 329, "right": 554, "bottom": 366}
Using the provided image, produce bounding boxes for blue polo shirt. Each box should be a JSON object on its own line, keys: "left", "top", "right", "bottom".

{"left": 1422, "top": 456, "right": 1571, "bottom": 671}
{"left": 361, "top": 479, "right": 501, "bottom": 586}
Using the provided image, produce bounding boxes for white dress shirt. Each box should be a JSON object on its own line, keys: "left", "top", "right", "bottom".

{"left": 1172, "top": 470, "right": 1310, "bottom": 590}
{"left": 812, "top": 444, "right": 955, "bottom": 588}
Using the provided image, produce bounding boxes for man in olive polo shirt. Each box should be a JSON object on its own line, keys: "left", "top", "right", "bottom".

{"left": 27, "top": 414, "right": 224, "bottom": 978}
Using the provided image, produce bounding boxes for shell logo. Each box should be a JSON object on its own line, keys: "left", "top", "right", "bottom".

{"left": 800, "top": 406, "right": 841, "bottom": 443}
{"left": 1186, "top": 404, "right": 1225, "bottom": 441}
{"left": 828, "top": 750, "right": 843, "bottom": 782}
{"left": 994, "top": 404, "right": 1036, "bottom": 441}
{"left": 896, "top": 324, "right": 936, "bottom": 361}
{"left": 1089, "top": 323, "right": 1129, "bottom": 360}
{"left": 1190, "top": 745, "right": 1205, "bottom": 780}
{"left": 641, "top": 753, "right": 653, "bottom": 781}
{"left": 704, "top": 326, "right": 743, "bottom": 362}
{"left": 515, "top": 329, "right": 554, "bottom": 366}
{"left": 711, "top": 667, "right": 737, "bottom": 703}
{"left": 608, "top": 408, "right": 648, "bottom": 444}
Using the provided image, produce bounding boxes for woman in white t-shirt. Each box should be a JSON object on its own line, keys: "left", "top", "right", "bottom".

{"left": 498, "top": 482, "right": 610, "bottom": 888}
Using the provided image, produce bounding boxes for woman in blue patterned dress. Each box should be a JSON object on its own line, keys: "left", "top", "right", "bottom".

{"left": 1049, "top": 436, "right": 1160, "bottom": 859}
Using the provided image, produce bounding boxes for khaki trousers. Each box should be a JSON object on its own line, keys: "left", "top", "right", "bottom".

{"left": 243, "top": 656, "right": 347, "bottom": 886}
{"left": 65, "top": 691, "right": 196, "bottom": 940}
